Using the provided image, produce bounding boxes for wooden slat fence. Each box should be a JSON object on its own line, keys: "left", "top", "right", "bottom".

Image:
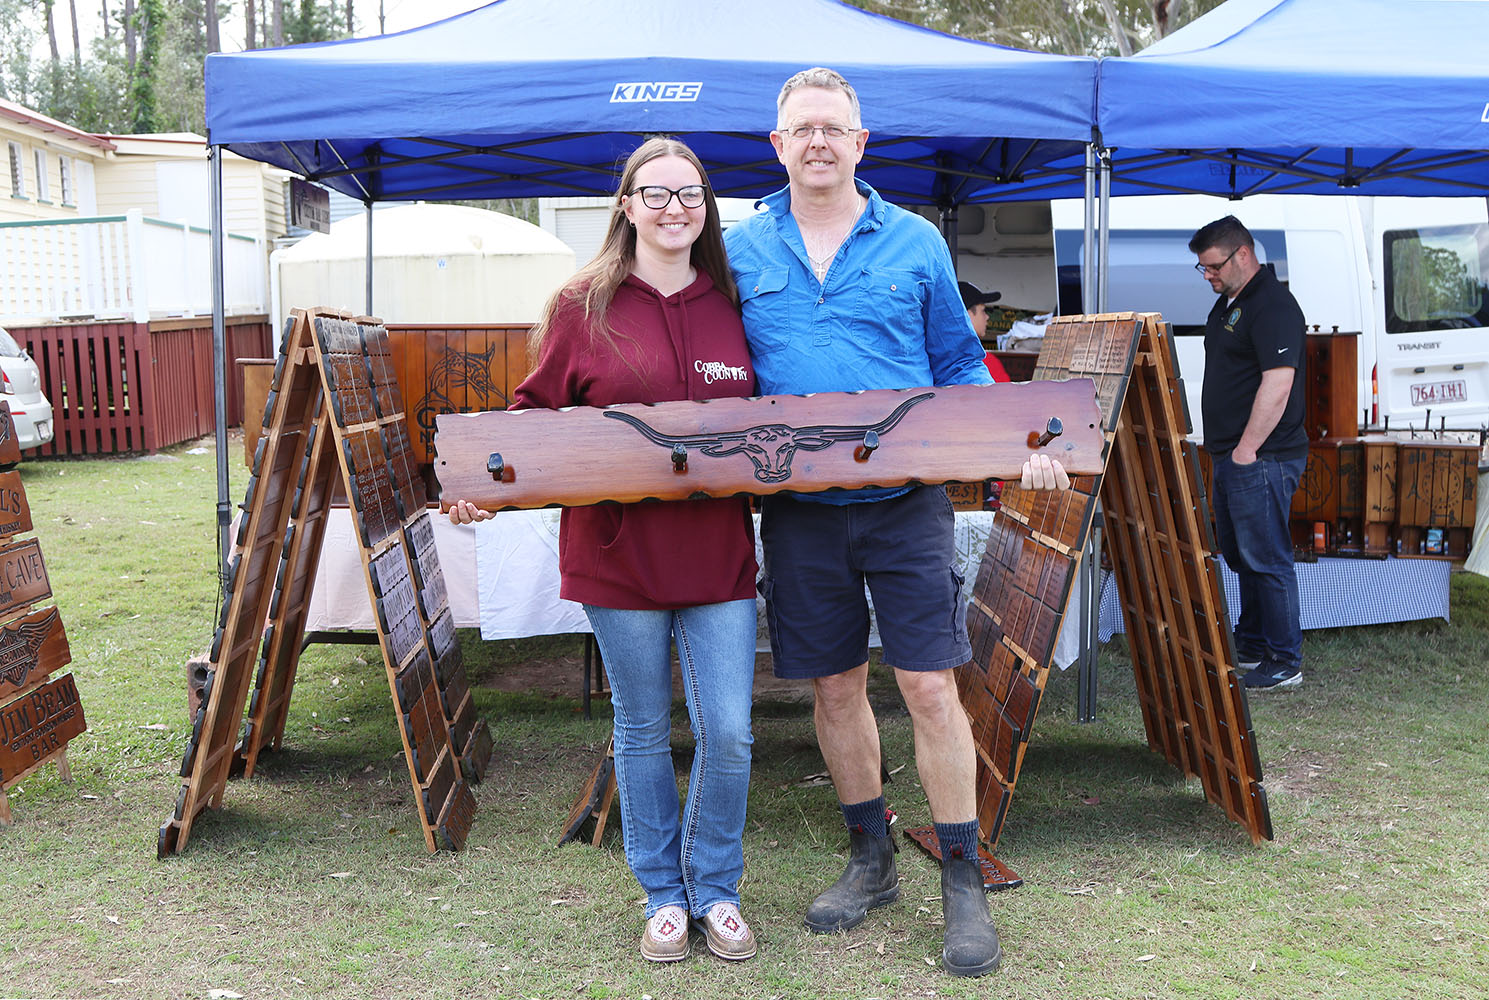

{"left": 9, "top": 317, "right": 271, "bottom": 456}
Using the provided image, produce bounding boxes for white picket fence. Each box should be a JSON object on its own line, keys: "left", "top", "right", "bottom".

{"left": 0, "top": 210, "right": 267, "bottom": 324}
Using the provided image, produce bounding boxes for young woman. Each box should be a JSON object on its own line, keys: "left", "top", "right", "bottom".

{"left": 449, "top": 138, "right": 758, "bottom": 963}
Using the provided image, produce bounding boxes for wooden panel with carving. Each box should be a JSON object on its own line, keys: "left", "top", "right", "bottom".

{"left": 956, "top": 314, "right": 1138, "bottom": 851}
{"left": 958, "top": 312, "right": 1272, "bottom": 854}
{"left": 435, "top": 382, "right": 1107, "bottom": 512}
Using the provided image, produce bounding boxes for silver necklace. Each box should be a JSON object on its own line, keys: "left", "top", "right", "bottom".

{"left": 803, "top": 200, "right": 861, "bottom": 281}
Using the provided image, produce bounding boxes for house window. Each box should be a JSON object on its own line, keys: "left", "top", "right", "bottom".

{"left": 59, "top": 155, "right": 74, "bottom": 205}
{"left": 34, "top": 149, "right": 49, "bottom": 201}
{"left": 6, "top": 142, "right": 23, "bottom": 198}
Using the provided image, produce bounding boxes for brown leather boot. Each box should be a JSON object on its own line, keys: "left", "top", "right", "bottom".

{"left": 803, "top": 829, "right": 899, "bottom": 933}
{"left": 940, "top": 855, "right": 1002, "bottom": 976}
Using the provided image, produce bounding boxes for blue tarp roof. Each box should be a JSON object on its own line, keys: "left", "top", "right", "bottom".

{"left": 204, "top": 0, "right": 1096, "bottom": 205}
{"left": 1095, "top": 0, "right": 1489, "bottom": 198}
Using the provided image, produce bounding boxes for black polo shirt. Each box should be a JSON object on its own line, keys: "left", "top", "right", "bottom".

{"left": 1200, "top": 265, "right": 1308, "bottom": 460}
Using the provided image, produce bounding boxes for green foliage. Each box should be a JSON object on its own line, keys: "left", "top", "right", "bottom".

{"left": 0, "top": 0, "right": 349, "bottom": 135}
{"left": 847, "top": 0, "right": 1229, "bottom": 55}
{"left": 128, "top": 0, "right": 165, "bottom": 132}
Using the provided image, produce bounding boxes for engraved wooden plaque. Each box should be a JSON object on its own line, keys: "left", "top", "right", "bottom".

{"left": 0, "top": 539, "right": 51, "bottom": 620}
{"left": 0, "top": 606, "right": 70, "bottom": 701}
{"left": 0, "top": 672, "right": 87, "bottom": 785}
{"left": 0, "top": 471, "right": 33, "bottom": 538}
{"left": 0, "top": 402, "right": 20, "bottom": 468}
{"left": 434, "top": 381, "right": 1105, "bottom": 512}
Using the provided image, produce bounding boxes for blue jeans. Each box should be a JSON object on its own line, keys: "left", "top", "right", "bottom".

{"left": 584, "top": 600, "right": 756, "bottom": 919}
{"left": 1212, "top": 454, "right": 1305, "bottom": 669}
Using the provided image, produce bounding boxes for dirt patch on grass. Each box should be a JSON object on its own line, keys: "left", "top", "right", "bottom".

{"left": 1265, "top": 749, "right": 1342, "bottom": 800}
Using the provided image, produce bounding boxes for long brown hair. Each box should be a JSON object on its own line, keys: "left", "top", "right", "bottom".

{"left": 528, "top": 136, "right": 739, "bottom": 364}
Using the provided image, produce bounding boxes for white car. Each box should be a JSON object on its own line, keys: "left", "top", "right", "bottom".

{"left": 0, "top": 326, "right": 55, "bottom": 451}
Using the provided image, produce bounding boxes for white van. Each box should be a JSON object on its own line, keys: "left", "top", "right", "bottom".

{"left": 1046, "top": 195, "right": 1489, "bottom": 444}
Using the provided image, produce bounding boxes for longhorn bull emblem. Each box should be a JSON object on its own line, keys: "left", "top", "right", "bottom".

{"left": 603, "top": 392, "right": 935, "bottom": 484}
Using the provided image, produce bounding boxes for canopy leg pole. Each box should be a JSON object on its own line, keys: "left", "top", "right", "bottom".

{"left": 939, "top": 206, "right": 959, "bottom": 274}
{"left": 1082, "top": 144, "right": 1097, "bottom": 314}
{"left": 1097, "top": 147, "right": 1112, "bottom": 313}
{"left": 210, "top": 145, "right": 231, "bottom": 578}
{"left": 365, "top": 201, "right": 374, "bottom": 315}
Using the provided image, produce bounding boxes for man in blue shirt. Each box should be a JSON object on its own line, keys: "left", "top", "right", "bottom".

{"left": 726, "top": 67, "right": 1066, "bottom": 979}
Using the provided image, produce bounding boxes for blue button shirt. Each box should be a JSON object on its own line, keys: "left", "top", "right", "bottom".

{"left": 725, "top": 180, "right": 992, "bottom": 396}
{"left": 725, "top": 180, "right": 991, "bottom": 503}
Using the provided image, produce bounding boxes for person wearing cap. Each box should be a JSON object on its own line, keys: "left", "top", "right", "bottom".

{"left": 958, "top": 281, "right": 1010, "bottom": 382}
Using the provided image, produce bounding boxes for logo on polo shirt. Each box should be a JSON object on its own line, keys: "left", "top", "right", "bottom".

{"left": 695, "top": 359, "right": 750, "bottom": 385}
{"left": 611, "top": 82, "right": 702, "bottom": 103}
{"left": 1225, "top": 307, "right": 1242, "bottom": 332}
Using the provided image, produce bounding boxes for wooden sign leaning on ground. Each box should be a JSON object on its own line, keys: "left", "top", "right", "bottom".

{"left": 159, "top": 307, "right": 489, "bottom": 859}
{"left": 434, "top": 381, "right": 1107, "bottom": 510}
{"left": 0, "top": 431, "right": 80, "bottom": 825}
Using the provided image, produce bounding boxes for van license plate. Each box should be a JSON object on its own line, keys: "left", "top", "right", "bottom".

{"left": 1410, "top": 380, "right": 1467, "bottom": 406}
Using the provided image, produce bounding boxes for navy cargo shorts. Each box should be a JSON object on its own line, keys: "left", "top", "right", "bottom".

{"left": 758, "top": 486, "right": 972, "bottom": 679}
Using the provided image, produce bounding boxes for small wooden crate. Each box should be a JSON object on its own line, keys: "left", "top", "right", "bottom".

{"left": 1393, "top": 440, "right": 1478, "bottom": 558}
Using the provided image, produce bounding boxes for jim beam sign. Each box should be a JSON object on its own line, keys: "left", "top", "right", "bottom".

{"left": 1, "top": 673, "right": 86, "bottom": 785}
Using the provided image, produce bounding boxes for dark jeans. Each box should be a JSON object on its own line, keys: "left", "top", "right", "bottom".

{"left": 1212, "top": 453, "right": 1306, "bottom": 669}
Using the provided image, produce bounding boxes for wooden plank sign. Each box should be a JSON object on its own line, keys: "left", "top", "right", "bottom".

{"left": 434, "top": 381, "right": 1105, "bottom": 512}
{"left": 1, "top": 672, "right": 87, "bottom": 786}
{"left": 0, "top": 539, "right": 51, "bottom": 621}
{"left": 0, "top": 470, "right": 33, "bottom": 538}
{"left": 0, "top": 606, "right": 71, "bottom": 701}
{"left": 0, "top": 401, "right": 20, "bottom": 467}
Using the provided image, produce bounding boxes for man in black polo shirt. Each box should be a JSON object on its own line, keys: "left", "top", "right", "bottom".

{"left": 1189, "top": 216, "right": 1308, "bottom": 690}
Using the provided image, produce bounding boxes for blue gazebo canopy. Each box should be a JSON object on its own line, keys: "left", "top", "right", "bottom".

{"left": 205, "top": 0, "right": 1097, "bottom": 206}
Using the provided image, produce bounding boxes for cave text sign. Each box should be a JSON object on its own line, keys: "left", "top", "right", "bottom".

{"left": 0, "top": 538, "right": 50, "bottom": 621}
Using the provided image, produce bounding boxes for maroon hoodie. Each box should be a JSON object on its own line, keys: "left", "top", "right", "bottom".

{"left": 511, "top": 271, "right": 758, "bottom": 610}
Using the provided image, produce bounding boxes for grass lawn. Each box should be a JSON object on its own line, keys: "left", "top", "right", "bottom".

{"left": 4, "top": 437, "right": 1487, "bottom": 999}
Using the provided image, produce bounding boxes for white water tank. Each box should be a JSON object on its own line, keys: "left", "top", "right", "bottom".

{"left": 270, "top": 203, "right": 576, "bottom": 336}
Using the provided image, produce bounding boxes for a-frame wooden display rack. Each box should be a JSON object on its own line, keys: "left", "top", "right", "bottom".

{"left": 956, "top": 312, "right": 1270, "bottom": 865}
{"left": 159, "top": 309, "right": 490, "bottom": 858}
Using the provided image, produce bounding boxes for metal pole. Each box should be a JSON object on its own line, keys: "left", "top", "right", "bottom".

{"left": 209, "top": 145, "right": 231, "bottom": 576}
{"left": 1082, "top": 144, "right": 1096, "bottom": 314}
{"left": 940, "top": 205, "right": 959, "bottom": 272}
{"left": 1097, "top": 148, "right": 1112, "bottom": 312}
{"left": 365, "top": 200, "right": 374, "bottom": 315}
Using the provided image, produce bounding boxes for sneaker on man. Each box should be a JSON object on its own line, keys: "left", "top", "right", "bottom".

{"left": 1242, "top": 662, "right": 1301, "bottom": 690}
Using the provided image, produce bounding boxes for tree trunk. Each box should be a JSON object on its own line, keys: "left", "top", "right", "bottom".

{"left": 124, "top": 0, "right": 136, "bottom": 73}
{"left": 347, "top": 0, "right": 354, "bottom": 33}
{"left": 271, "top": 0, "right": 284, "bottom": 46}
{"left": 1098, "top": 0, "right": 1134, "bottom": 56}
{"left": 244, "top": 0, "right": 255, "bottom": 49}
{"left": 44, "top": 1, "right": 61, "bottom": 64}
{"left": 206, "top": 0, "right": 220, "bottom": 53}
{"left": 101, "top": 0, "right": 111, "bottom": 39}
{"left": 68, "top": 0, "right": 82, "bottom": 66}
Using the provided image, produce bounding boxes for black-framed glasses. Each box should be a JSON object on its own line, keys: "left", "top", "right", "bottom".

{"left": 629, "top": 185, "right": 707, "bottom": 210}
{"left": 1194, "top": 246, "right": 1240, "bottom": 275}
{"left": 781, "top": 124, "right": 859, "bottom": 141}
